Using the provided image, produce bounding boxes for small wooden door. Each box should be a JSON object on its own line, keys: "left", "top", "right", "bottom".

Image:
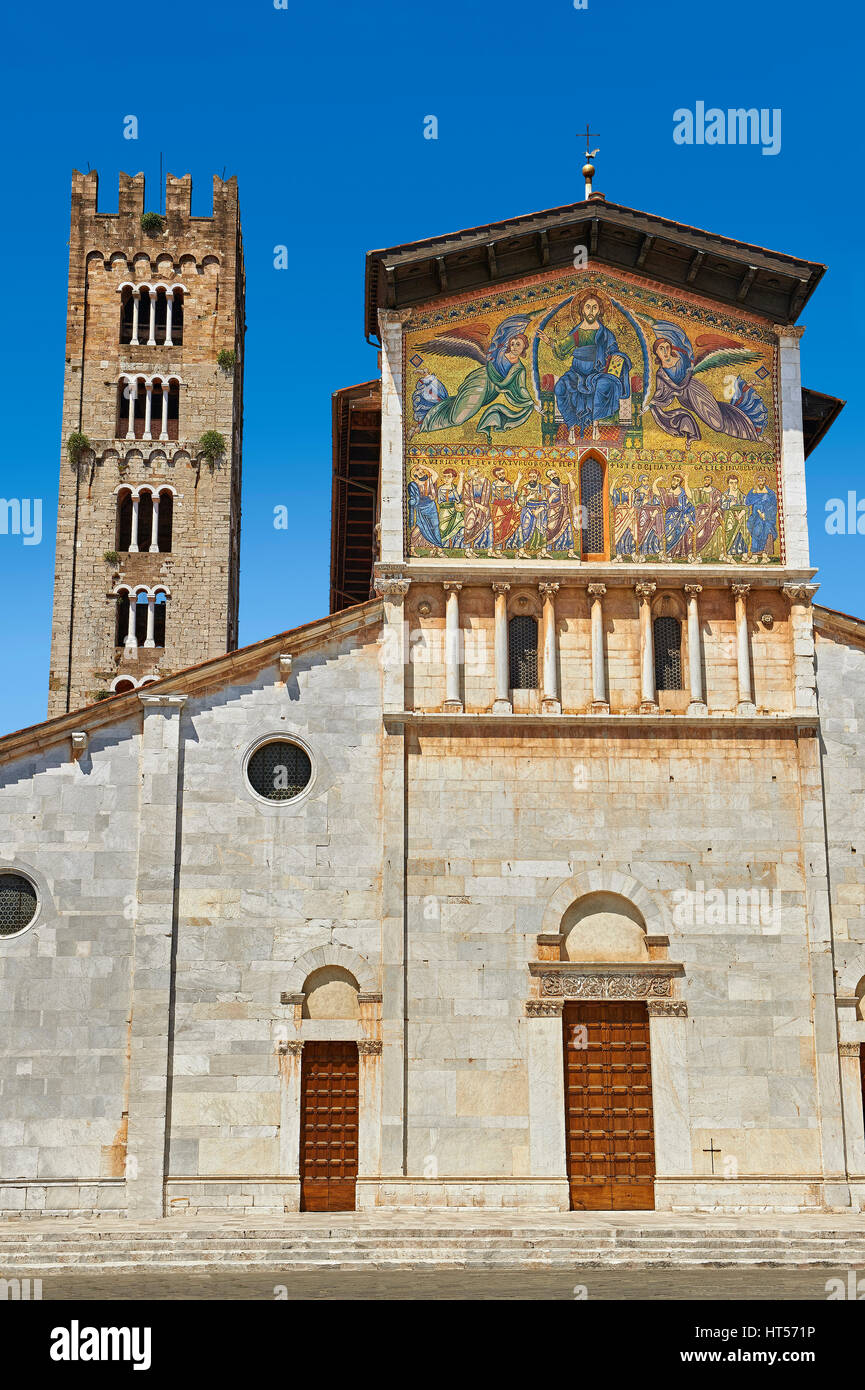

{"left": 563, "top": 1001, "right": 655, "bottom": 1211}
{"left": 300, "top": 1041, "right": 359, "bottom": 1212}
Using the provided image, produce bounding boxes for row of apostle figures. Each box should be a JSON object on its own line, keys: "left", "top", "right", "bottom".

{"left": 408, "top": 457, "right": 778, "bottom": 562}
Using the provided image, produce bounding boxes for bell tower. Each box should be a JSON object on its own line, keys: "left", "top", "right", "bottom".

{"left": 47, "top": 169, "right": 245, "bottom": 716}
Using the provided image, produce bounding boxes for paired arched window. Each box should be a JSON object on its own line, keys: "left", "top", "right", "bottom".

{"left": 653, "top": 615, "right": 683, "bottom": 691}
{"left": 509, "top": 614, "right": 538, "bottom": 690}
{"left": 116, "top": 375, "right": 180, "bottom": 441}
{"left": 580, "top": 455, "right": 606, "bottom": 559}
{"left": 119, "top": 284, "right": 184, "bottom": 346}
{"left": 113, "top": 586, "right": 169, "bottom": 650}
{"left": 116, "top": 487, "right": 174, "bottom": 553}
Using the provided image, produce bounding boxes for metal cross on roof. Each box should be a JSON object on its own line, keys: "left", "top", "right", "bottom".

{"left": 580, "top": 124, "right": 600, "bottom": 158}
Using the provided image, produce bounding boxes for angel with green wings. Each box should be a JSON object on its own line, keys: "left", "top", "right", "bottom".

{"left": 410, "top": 314, "right": 538, "bottom": 441}
{"left": 640, "top": 317, "right": 769, "bottom": 445}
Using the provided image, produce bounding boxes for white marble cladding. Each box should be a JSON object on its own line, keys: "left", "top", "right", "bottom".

{"left": 0, "top": 601, "right": 860, "bottom": 1215}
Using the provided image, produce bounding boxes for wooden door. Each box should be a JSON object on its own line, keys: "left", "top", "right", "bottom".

{"left": 563, "top": 1001, "right": 655, "bottom": 1210}
{"left": 300, "top": 1041, "right": 358, "bottom": 1212}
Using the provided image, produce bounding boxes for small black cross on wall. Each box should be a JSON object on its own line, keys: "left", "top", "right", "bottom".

{"left": 702, "top": 1138, "right": 722, "bottom": 1174}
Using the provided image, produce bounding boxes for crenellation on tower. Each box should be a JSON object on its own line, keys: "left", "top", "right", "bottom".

{"left": 48, "top": 170, "right": 245, "bottom": 715}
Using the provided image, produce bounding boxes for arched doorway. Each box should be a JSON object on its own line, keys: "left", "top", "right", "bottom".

{"left": 560, "top": 893, "right": 656, "bottom": 1210}
{"left": 298, "top": 967, "right": 360, "bottom": 1212}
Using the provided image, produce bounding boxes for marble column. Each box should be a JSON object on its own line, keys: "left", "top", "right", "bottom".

{"left": 782, "top": 583, "right": 819, "bottom": 712}
{"left": 636, "top": 582, "right": 657, "bottom": 712}
{"left": 164, "top": 289, "right": 174, "bottom": 347}
{"left": 149, "top": 495, "right": 160, "bottom": 553}
{"left": 125, "top": 379, "right": 136, "bottom": 439}
{"left": 147, "top": 287, "right": 157, "bottom": 346}
{"left": 492, "top": 583, "right": 511, "bottom": 713}
{"left": 357, "top": 1038, "right": 384, "bottom": 1185}
{"left": 684, "top": 584, "right": 707, "bottom": 715}
{"left": 277, "top": 1038, "right": 304, "bottom": 1200}
{"left": 526, "top": 1001, "right": 568, "bottom": 1196}
{"left": 443, "top": 581, "right": 463, "bottom": 713}
{"left": 130, "top": 289, "right": 141, "bottom": 347}
{"left": 588, "top": 583, "right": 608, "bottom": 713}
{"left": 129, "top": 496, "right": 140, "bottom": 553}
{"left": 732, "top": 583, "right": 755, "bottom": 714}
{"left": 838, "top": 1040, "right": 865, "bottom": 1178}
{"left": 144, "top": 596, "right": 156, "bottom": 648}
{"left": 539, "top": 582, "right": 561, "bottom": 713}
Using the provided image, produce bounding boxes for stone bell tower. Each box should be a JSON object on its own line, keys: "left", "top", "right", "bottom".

{"left": 47, "top": 169, "right": 245, "bottom": 717}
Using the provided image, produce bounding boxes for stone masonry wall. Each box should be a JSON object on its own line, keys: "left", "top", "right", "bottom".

{"left": 48, "top": 170, "right": 244, "bottom": 718}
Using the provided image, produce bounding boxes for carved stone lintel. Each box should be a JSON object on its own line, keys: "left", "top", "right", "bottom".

{"left": 277, "top": 1039, "right": 304, "bottom": 1056}
{"left": 839, "top": 1041, "right": 862, "bottom": 1057}
{"left": 526, "top": 998, "right": 565, "bottom": 1017}
{"left": 540, "top": 971, "right": 672, "bottom": 1000}
{"left": 634, "top": 582, "right": 656, "bottom": 602}
{"left": 358, "top": 1039, "right": 383, "bottom": 1056}
{"left": 782, "top": 583, "right": 818, "bottom": 607}
{"left": 647, "top": 1000, "right": 689, "bottom": 1018}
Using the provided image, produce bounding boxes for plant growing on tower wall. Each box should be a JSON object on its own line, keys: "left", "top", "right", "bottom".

{"left": 66, "top": 432, "right": 90, "bottom": 464}
{"left": 140, "top": 211, "right": 165, "bottom": 235}
{"left": 198, "top": 430, "right": 226, "bottom": 463}
{"left": 217, "top": 348, "right": 236, "bottom": 371}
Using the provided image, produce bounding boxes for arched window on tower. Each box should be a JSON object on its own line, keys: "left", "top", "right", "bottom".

{"left": 116, "top": 490, "right": 133, "bottom": 552}
{"left": 654, "top": 616, "right": 683, "bottom": 691}
{"left": 115, "top": 592, "right": 130, "bottom": 646}
{"left": 580, "top": 455, "right": 606, "bottom": 559}
{"left": 156, "top": 490, "right": 173, "bottom": 552}
{"left": 153, "top": 592, "right": 167, "bottom": 647}
{"left": 509, "top": 615, "right": 538, "bottom": 690}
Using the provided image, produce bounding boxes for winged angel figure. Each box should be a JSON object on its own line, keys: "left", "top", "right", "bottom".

{"left": 410, "top": 315, "right": 538, "bottom": 441}
{"left": 641, "top": 317, "right": 769, "bottom": 444}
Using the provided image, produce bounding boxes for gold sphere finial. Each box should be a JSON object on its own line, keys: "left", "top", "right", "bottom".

{"left": 582, "top": 162, "right": 595, "bottom": 180}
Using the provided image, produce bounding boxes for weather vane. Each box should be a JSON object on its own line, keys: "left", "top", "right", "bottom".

{"left": 580, "top": 125, "right": 600, "bottom": 199}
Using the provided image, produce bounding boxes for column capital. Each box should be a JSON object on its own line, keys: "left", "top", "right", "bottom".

{"left": 781, "top": 582, "right": 818, "bottom": 606}
{"left": 730, "top": 582, "right": 751, "bottom": 599}
{"left": 773, "top": 323, "right": 806, "bottom": 341}
{"left": 374, "top": 570, "right": 411, "bottom": 601}
{"left": 538, "top": 582, "right": 560, "bottom": 599}
{"left": 647, "top": 999, "right": 689, "bottom": 1018}
{"left": 491, "top": 582, "right": 511, "bottom": 595}
{"left": 358, "top": 1039, "right": 383, "bottom": 1056}
{"left": 684, "top": 583, "right": 703, "bottom": 597}
{"left": 634, "top": 581, "right": 656, "bottom": 601}
{"left": 277, "top": 1038, "right": 305, "bottom": 1056}
{"left": 442, "top": 580, "right": 463, "bottom": 593}
{"left": 587, "top": 583, "right": 606, "bottom": 598}
{"left": 525, "top": 998, "right": 565, "bottom": 1017}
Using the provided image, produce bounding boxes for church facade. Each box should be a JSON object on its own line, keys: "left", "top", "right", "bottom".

{"left": 0, "top": 175, "right": 863, "bottom": 1219}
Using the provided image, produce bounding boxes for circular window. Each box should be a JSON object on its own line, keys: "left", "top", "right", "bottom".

{"left": 246, "top": 740, "right": 312, "bottom": 802}
{"left": 0, "top": 873, "right": 38, "bottom": 937}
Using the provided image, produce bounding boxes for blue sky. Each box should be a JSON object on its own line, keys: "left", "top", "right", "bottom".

{"left": 0, "top": 0, "right": 859, "bottom": 735}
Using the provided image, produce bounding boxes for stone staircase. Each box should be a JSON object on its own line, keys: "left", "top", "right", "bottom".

{"left": 1, "top": 1221, "right": 864, "bottom": 1270}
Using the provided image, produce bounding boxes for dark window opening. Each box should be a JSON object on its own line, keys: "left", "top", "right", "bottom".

{"left": 509, "top": 615, "right": 538, "bottom": 690}
{"left": 116, "top": 492, "right": 132, "bottom": 551}
{"left": 157, "top": 492, "right": 173, "bottom": 551}
{"left": 115, "top": 594, "right": 130, "bottom": 645}
{"left": 654, "top": 616, "right": 683, "bottom": 691}
{"left": 580, "top": 457, "right": 605, "bottom": 557}
{"left": 247, "top": 740, "right": 313, "bottom": 802}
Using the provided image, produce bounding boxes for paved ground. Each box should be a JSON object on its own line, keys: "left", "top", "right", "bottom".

{"left": 25, "top": 1268, "right": 847, "bottom": 1300}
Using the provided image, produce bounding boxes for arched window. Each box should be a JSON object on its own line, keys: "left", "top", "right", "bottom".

{"left": 654, "top": 616, "right": 683, "bottom": 691}
{"left": 116, "top": 377, "right": 180, "bottom": 440}
{"left": 509, "top": 614, "right": 538, "bottom": 690}
{"left": 153, "top": 592, "right": 167, "bottom": 647}
{"left": 115, "top": 592, "right": 130, "bottom": 646}
{"left": 119, "top": 286, "right": 184, "bottom": 346}
{"left": 301, "top": 967, "right": 360, "bottom": 1020}
{"left": 580, "top": 455, "right": 606, "bottom": 558}
{"left": 116, "top": 490, "right": 133, "bottom": 551}
{"left": 113, "top": 678, "right": 136, "bottom": 694}
{"left": 156, "top": 489, "right": 173, "bottom": 551}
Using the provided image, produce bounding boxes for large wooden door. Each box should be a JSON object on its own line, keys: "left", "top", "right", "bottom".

{"left": 563, "top": 1001, "right": 655, "bottom": 1210}
{"left": 300, "top": 1041, "right": 359, "bottom": 1212}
